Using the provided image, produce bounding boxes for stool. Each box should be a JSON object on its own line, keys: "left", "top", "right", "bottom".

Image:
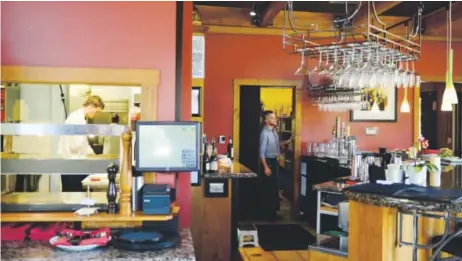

{"left": 430, "top": 229, "right": 462, "bottom": 261}
{"left": 237, "top": 224, "right": 259, "bottom": 248}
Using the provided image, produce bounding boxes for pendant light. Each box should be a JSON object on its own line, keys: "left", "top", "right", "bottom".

{"left": 441, "top": 2, "right": 458, "bottom": 111}
{"left": 400, "top": 87, "right": 410, "bottom": 113}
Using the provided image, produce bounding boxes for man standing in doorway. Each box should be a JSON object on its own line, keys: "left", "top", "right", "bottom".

{"left": 259, "top": 110, "right": 288, "bottom": 221}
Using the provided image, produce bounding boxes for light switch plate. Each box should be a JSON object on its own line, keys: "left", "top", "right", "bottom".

{"left": 218, "top": 135, "right": 226, "bottom": 144}
{"left": 365, "top": 127, "right": 379, "bottom": 136}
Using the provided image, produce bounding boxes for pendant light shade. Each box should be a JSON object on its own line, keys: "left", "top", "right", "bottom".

{"left": 441, "top": 100, "right": 453, "bottom": 111}
{"left": 400, "top": 87, "right": 410, "bottom": 113}
{"left": 400, "top": 99, "right": 410, "bottom": 113}
{"left": 442, "top": 49, "right": 458, "bottom": 105}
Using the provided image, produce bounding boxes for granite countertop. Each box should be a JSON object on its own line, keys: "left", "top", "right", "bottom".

{"left": 344, "top": 191, "right": 462, "bottom": 213}
{"left": 1, "top": 229, "right": 195, "bottom": 261}
{"left": 344, "top": 165, "right": 462, "bottom": 213}
{"left": 313, "top": 178, "right": 357, "bottom": 193}
{"left": 203, "top": 163, "right": 257, "bottom": 179}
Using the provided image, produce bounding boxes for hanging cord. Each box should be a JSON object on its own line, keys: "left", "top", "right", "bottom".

{"left": 59, "top": 84, "right": 68, "bottom": 119}
{"left": 449, "top": 1, "right": 452, "bottom": 50}
{"left": 409, "top": 3, "right": 424, "bottom": 39}
{"left": 446, "top": 4, "right": 449, "bottom": 71}
{"left": 333, "top": 1, "right": 362, "bottom": 24}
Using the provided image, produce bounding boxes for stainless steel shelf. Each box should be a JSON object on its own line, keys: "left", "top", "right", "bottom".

{"left": 1, "top": 158, "right": 117, "bottom": 174}
{"left": 0, "top": 123, "right": 127, "bottom": 136}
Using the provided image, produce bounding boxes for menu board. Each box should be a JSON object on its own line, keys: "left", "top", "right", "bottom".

{"left": 192, "top": 35, "right": 205, "bottom": 79}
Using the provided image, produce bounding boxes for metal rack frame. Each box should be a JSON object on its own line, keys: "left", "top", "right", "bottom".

{"left": 1, "top": 123, "right": 127, "bottom": 174}
{"left": 282, "top": 1, "right": 423, "bottom": 63}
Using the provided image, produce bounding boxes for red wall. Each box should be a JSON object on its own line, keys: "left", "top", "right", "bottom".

{"left": 203, "top": 34, "right": 462, "bottom": 152}
{"left": 1, "top": 1, "right": 192, "bottom": 228}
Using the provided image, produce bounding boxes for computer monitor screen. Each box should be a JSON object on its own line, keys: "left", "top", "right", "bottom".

{"left": 135, "top": 121, "right": 200, "bottom": 172}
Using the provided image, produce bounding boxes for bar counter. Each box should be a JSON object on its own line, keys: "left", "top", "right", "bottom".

{"left": 192, "top": 162, "right": 258, "bottom": 261}
{"left": 1, "top": 229, "right": 195, "bottom": 261}
{"left": 308, "top": 163, "right": 462, "bottom": 261}
{"left": 346, "top": 163, "right": 462, "bottom": 261}
{"left": 202, "top": 162, "right": 258, "bottom": 179}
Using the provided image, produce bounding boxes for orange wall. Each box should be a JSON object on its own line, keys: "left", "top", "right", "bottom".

{"left": 1, "top": 1, "right": 192, "bottom": 228}
{"left": 203, "top": 34, "right": 462, "bottom": 153}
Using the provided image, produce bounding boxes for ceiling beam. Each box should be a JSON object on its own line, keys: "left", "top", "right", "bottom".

{"left": 193, "top": 24, "right": 462, "bottom": 42}
{"left": 422, "top": 2, "right": 462, "bottom": 37}
{"left": 259, "top": 1, "right": 286, "bottom": 27}
{"left": 354, "top": 1, "right": 402, "bottom": 27}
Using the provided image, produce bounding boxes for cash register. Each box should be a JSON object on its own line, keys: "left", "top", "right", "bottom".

{"left": 134, "top": 121, "right": 201, "bottom": 215}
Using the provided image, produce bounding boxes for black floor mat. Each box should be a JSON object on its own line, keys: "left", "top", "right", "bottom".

{"left": 255, "top": 224, "right": 316, "bottom": 251}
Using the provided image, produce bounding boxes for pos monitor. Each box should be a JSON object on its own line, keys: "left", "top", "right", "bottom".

{"left": 135, "top": 121, "right": 201, "bottom": 172}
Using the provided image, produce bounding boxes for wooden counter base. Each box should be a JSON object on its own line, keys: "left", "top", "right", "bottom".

{"left": 239, "top": 247, "right": 346, "bottom": 261}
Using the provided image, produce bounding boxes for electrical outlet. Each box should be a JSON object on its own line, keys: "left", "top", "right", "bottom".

{"left": 218, "top": 135, "right": 226, "bottom": 144}
{"left": 365, "top": 127, "right": 379, "bottom": 136}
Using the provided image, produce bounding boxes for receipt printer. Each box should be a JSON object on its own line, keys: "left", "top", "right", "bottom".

{"left": 142, "top": 184, "right": 171, "bottom": 215}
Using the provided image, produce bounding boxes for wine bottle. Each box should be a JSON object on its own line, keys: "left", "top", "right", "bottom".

{"left": 210, "top": 146, "right": 218, "bottom": 173}
{"left": 211, "top": 137, "right": 216, "bottom": 151}
{"left": 227, "top": 137, "right": 234, "bottom": 160}
{"left": 203, "top": 146, "right": 210, "bottom": 173}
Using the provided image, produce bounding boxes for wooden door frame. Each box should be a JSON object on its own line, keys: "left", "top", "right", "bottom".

{"left": 414, "top": 76, "right": 462, "bottom": 150}
{"left": 233, "top": 79, "right": 303, "bottom": 218}
{"left": 1, "top": 65, "right": 160, "bottom": 183}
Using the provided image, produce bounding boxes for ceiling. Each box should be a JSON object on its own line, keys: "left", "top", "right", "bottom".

{"left": 193, "top": 1, "right": 462, "bottom": 39}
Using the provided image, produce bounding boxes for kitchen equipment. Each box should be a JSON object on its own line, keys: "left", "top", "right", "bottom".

{"left": 132, "top": 169, "right": 144, "bottom": 212}
{"left": 142, "top": 184, "right": 171, "bottom": 215}
{"left": 350, "top": 153, "right": 362, "bottom": 179}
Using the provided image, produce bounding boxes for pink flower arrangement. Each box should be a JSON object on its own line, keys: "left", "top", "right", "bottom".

{"left": 418, "top": 136, "right": 429, "bottom": 150}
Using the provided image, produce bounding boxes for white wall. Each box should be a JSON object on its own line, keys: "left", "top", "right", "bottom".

{"left": 13, "top": 84, "right": 68, "bottom": 156}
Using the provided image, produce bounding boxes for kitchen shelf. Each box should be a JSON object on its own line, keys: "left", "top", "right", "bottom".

{"left": 1, "top": 205, "right": 180, "bottom": 222}
{"left": 320, "top": 206, "right": 338, "bottom": 216}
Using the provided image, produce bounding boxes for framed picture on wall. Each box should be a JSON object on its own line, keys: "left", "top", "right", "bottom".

{"left": 350, "top": 86, "right": 398, "bottom": 122}
{"left": 190, "top": 171, "right": 201, "bottom": 186}
{"left": 192, "top": 87, "right": 201, "bottom": 117}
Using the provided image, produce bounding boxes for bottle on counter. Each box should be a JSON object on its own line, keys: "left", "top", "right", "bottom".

{"left": 210, "top": 146, "right": 218, "bottom": 173}
{"left": 203, "top": 144, "right": 210, "bottom": 173}
{"left": 227, "top": 137, "right": 234, "bottom": 160}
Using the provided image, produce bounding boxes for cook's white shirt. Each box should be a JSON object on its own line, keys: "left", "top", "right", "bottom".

{"left": 57, "top": 108, "right": 95, "bottom": 156}
{"left": 41, "top": 108, "right": 94, "bottom": 192}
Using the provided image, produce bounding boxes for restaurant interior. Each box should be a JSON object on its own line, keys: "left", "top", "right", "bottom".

{"left": 1, "top": 1, "right": 462, "bottom": 261}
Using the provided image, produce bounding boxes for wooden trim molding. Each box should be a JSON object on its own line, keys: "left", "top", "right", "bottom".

{"left": 192, "top": 78, "right": 204, "bottom": 122}
{"left": 232, "top": 79, "right": 303, "bottom": 219}
{"left": 413, "top": 86, "right": 421, "bottom": 144}
{"left": 1, "top": 65, "right": 160, "bottom": 183}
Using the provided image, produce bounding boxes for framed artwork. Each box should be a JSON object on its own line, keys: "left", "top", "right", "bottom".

{"left": 192, "top": 86, "right": 201, "bottom": 117}
{"left": 190, "top": 171, "right": 201, "bottom": 186}
{"left": 350, "top": 86, "right": 398, "bottom": 122}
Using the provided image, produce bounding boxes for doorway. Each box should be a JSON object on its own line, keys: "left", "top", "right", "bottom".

{"left": 233, "top": 79, "right": 302, "bottom": 221}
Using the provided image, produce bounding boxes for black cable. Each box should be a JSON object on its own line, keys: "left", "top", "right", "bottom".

{"left": 59, "top": 84, "right": 68, "bottom": 119}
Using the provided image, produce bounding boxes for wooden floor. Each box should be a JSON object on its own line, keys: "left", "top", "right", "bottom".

{"left": 236, "top": 199, "right": 322, "bottom": 261}
{"left": 239, "top": 247, "right": 309, "bottom": 261}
